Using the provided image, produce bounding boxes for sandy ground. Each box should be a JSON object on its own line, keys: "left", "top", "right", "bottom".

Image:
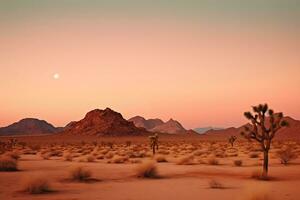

{"left": 1, "top": 150, "right": 300, "bottom": 200}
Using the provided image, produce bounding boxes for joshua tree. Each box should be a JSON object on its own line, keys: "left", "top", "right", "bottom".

{"left": 149, "top": 134, "right": 159, "bottom": 155}
{"left": 240, "top": 103, "right": 288, "bottom": 177}
{"left": 228, "top": 136, "right": 237, "bottom": 147}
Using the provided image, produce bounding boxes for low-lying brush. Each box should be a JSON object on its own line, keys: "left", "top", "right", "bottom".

{"left": 176, "top": 155, "right": 194, "bottom": 165}
{"left": 135, "top": 161, "right": 159, "bottom": 178}
{"left": 21, "top": 176, "right": 52, "bottom": 194}
{"left": 209, "top": 179, "right": 224, "bottom": 189}
{"left": 69, "top": 166, "right": 92, "bottom": 182}
{"left": 155, "top": 155, "right": 167, "bottom": 163}
{"left": 0, "top": 156, "right": 18, "bottom": 171}
{"left": 234, "top": 160, "right": 243, "bottom": 166}
{"left": 276, "top": 147, "right": 298, "bottom": 165}
{"left": 208, "top": 157, "right": 219, "bottom": 165}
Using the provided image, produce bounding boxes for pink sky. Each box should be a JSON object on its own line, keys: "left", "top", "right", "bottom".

{"left": 0, "top": 18, "right": 299, "bottom": 129}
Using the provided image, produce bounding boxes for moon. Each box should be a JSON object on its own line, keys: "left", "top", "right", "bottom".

{"left": 53, "top": 73, "right": 60, "bottom": 80}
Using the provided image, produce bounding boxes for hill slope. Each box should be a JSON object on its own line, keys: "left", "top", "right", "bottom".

{"left": 0, "top": 118, "right": 58, "bottom": 135}
{"left": 61, "top": 108, "right": 147, "bottom": 136}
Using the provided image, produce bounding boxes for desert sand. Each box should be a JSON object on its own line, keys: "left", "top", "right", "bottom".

{"left": 1, "top": 136, "right": 300, "bottom": 200}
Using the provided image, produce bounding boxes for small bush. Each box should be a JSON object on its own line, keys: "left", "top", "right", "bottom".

{"left": 0, "top": 156, "right": 18, "bottom": 171}
{"left": 208, "top": 157, "right": 219, "bottom": 165}
{"left": 276, "top": 148, "right": 298, "bottom": 165}
{"left": 135, "top": 161, "right": 158, "bottom": 178}
{"left": 234, "top": 160, "right": 243, "bottom": 166}
{"left": 209, "top": 180, "right": 223, "bottom": 189}
{"left": 155, "top": 155, "right": 167, "bottom": 163}
{"left": 109, "top": 155, "right": 127, "bottom": 164}
{"left": 63, "top": 153, "right": 73, "bottom": 161}
{"left": 4, "top": 151, "right": 20, "bottom": 160}
{"left": 249, "top": 152, "right": 260, "bottom": 158}
{"left": 176, "top": 155, "right": 194, "bottom": 165}
{"left": 69, "top": 166, "right": 92, "bottom": 182}
{"left": 86, "top": 155, "right": 95, "bottom": 162}
{"left": 21, "top": 176, "right": 51, "bottom": 194}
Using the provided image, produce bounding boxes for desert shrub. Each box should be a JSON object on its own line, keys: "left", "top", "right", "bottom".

{"left": 105, "top": 152, "right": 114, "bottom": 159}
{"left": 193, "top": 150, "right": 206, "bottom": 156}
{"left": 155, "top": 155, "right": 167, "bottom": 163}
{"left": 249, "top": 152, "right": 260, "bottom": 158}
{"left": 176, "top": 155, "right": 194, "bottom": 165}
{"left": 234, "top": 160, "right": 243, "bottom": 166}
{"left": 135, "top": 161, "right": 158, "bottom": 178}
{"left": 86, "top": 155, "right": 95, "bottom": 162}
{"left": 69, "top": 166, "right": 92, "bottom": 182}
{"left": 109, "top": 155, "right": 127, "bottom": 164}
{"left": 21, "top": 176, "right": 51, "bottom": 194}
{"left": 63, "top": 153, "right": 73, "bottom": 161}
{"left": 4, "top": 151, "right": 20, "bottom": 160}
{"left": 209, "top": 179, "right": 223, "bottom": 189}
{"left": 96, "top": 154, "right": 104, "bottom": 159}
{"left": 130, "top": 159, "right": 142, "bottom": 164}
{"left": 41, "top": 153, "right": 51, "bottom": 160}
{"left": 0, "top": 156, "right": 18, "bottom": 171}
{"left": 276, "top": 148, "right": 298, "bottom": 165}
{"left": 208, "top": 157, "right": 219, "bottom": 165}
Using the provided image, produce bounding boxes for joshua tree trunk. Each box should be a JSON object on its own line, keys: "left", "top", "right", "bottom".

{"left": 152, "top": 145, "right": 156, "bottom": 155}
{"left": 263, "top": 149, "right": 269, "bottom": 176}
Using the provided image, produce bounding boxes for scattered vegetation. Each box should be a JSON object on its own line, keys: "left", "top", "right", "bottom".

{"left": 69, "top": 166, "right": 92, "bottom": 182}
{"left": 233, "top": 160, "right": 243, "bottom": 166}
{"left": 21, "top": 175, "right": 52, "bottom": 194}
{"left": 276, "top": 147, "right": 298, "bottom": 165}
{"left": 209, "top": 179, "right": 224, "bottom": 189}
{"left": 0, "top": 156, "right": 18, "bottom": 171}
{"left": 135, "top": 161, "right": 159, "bottom": 178}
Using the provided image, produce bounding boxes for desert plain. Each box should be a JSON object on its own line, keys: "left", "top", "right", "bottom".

{"left": 1, "top": 135, "right": 300, "bottom": 200}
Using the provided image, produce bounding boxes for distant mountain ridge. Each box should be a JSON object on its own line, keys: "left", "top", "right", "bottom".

{"left": 0, "top": 118, "right": 58, "bottom": 135}
{"left": 128, "top": 116, "right": 164, "bottom": 130}
{"left": 194, "top": 127, "right": 223, "bottom": 134}
{"left": 129, "top": 116, "right": 190, "bottom": 134}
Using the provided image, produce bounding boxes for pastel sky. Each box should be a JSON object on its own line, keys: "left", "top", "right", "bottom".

{"left": 0, "top": 1, "right": 300, "bottom": 129}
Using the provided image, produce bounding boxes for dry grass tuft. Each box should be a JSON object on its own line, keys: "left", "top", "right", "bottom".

{"left": 176, "top": 155, "right": 194, "bottom": 165}
{"left": 249, "top": 152, "right": 260, "bottom": 158}
{"left": 69, "top": 166, "right": 92, "bottom": 182}
{"left": 86, "top": 155, "right": 95, "bottom": 162}
{"left": 155, "top": 155, "right": 168, "bottom": 163}
{"left": 4, "top": 151, "right": 20, "bottom": 160}
{"left": 135, "top": 161, "right": 159, "bottom": 178}
{"left": 276, "top": 147, "right": 298, "bottom": 165}
{"left": 109, "top": 155, "right": 127, "bottom": 164}
{"left": 209, "top": 179, "right": 224, "bottom": 189}
{"left": 0, "top": 156, "right": 18, "bottom": 171}
{"left": 21, "top": 175, "right": 52, "bottom": 194}
{"left": 208, "top": 157, "right": 219, "bottom": 165}
{"left": 234, "top": 159, "right": 243, "bottom": 166}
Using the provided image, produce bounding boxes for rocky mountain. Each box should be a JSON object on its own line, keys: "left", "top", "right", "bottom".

{"left": 0, "top": 118, "right": 58, "bottom": 135}
{"left": 150, "top": 118, "right": 187, "bottom": 134}
{"left": 194, "top": 127, "right": 223, "bottom": 134}
{"left": 128, "top": 116, "right": 164, "bottom": 130}
{"left": 61, "top": 108, "right": 148, "bottom": 136}
{"left": 202, "top": 116, "right": 300, "bottom": 140}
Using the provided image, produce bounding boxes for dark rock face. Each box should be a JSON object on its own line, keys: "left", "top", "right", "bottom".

{"left": 61, "top": 108, "right": 147, "bottom": 136}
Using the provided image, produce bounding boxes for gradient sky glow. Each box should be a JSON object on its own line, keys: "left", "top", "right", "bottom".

{"left": 1, "top": 1, "right": 300, "bottom": 129}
